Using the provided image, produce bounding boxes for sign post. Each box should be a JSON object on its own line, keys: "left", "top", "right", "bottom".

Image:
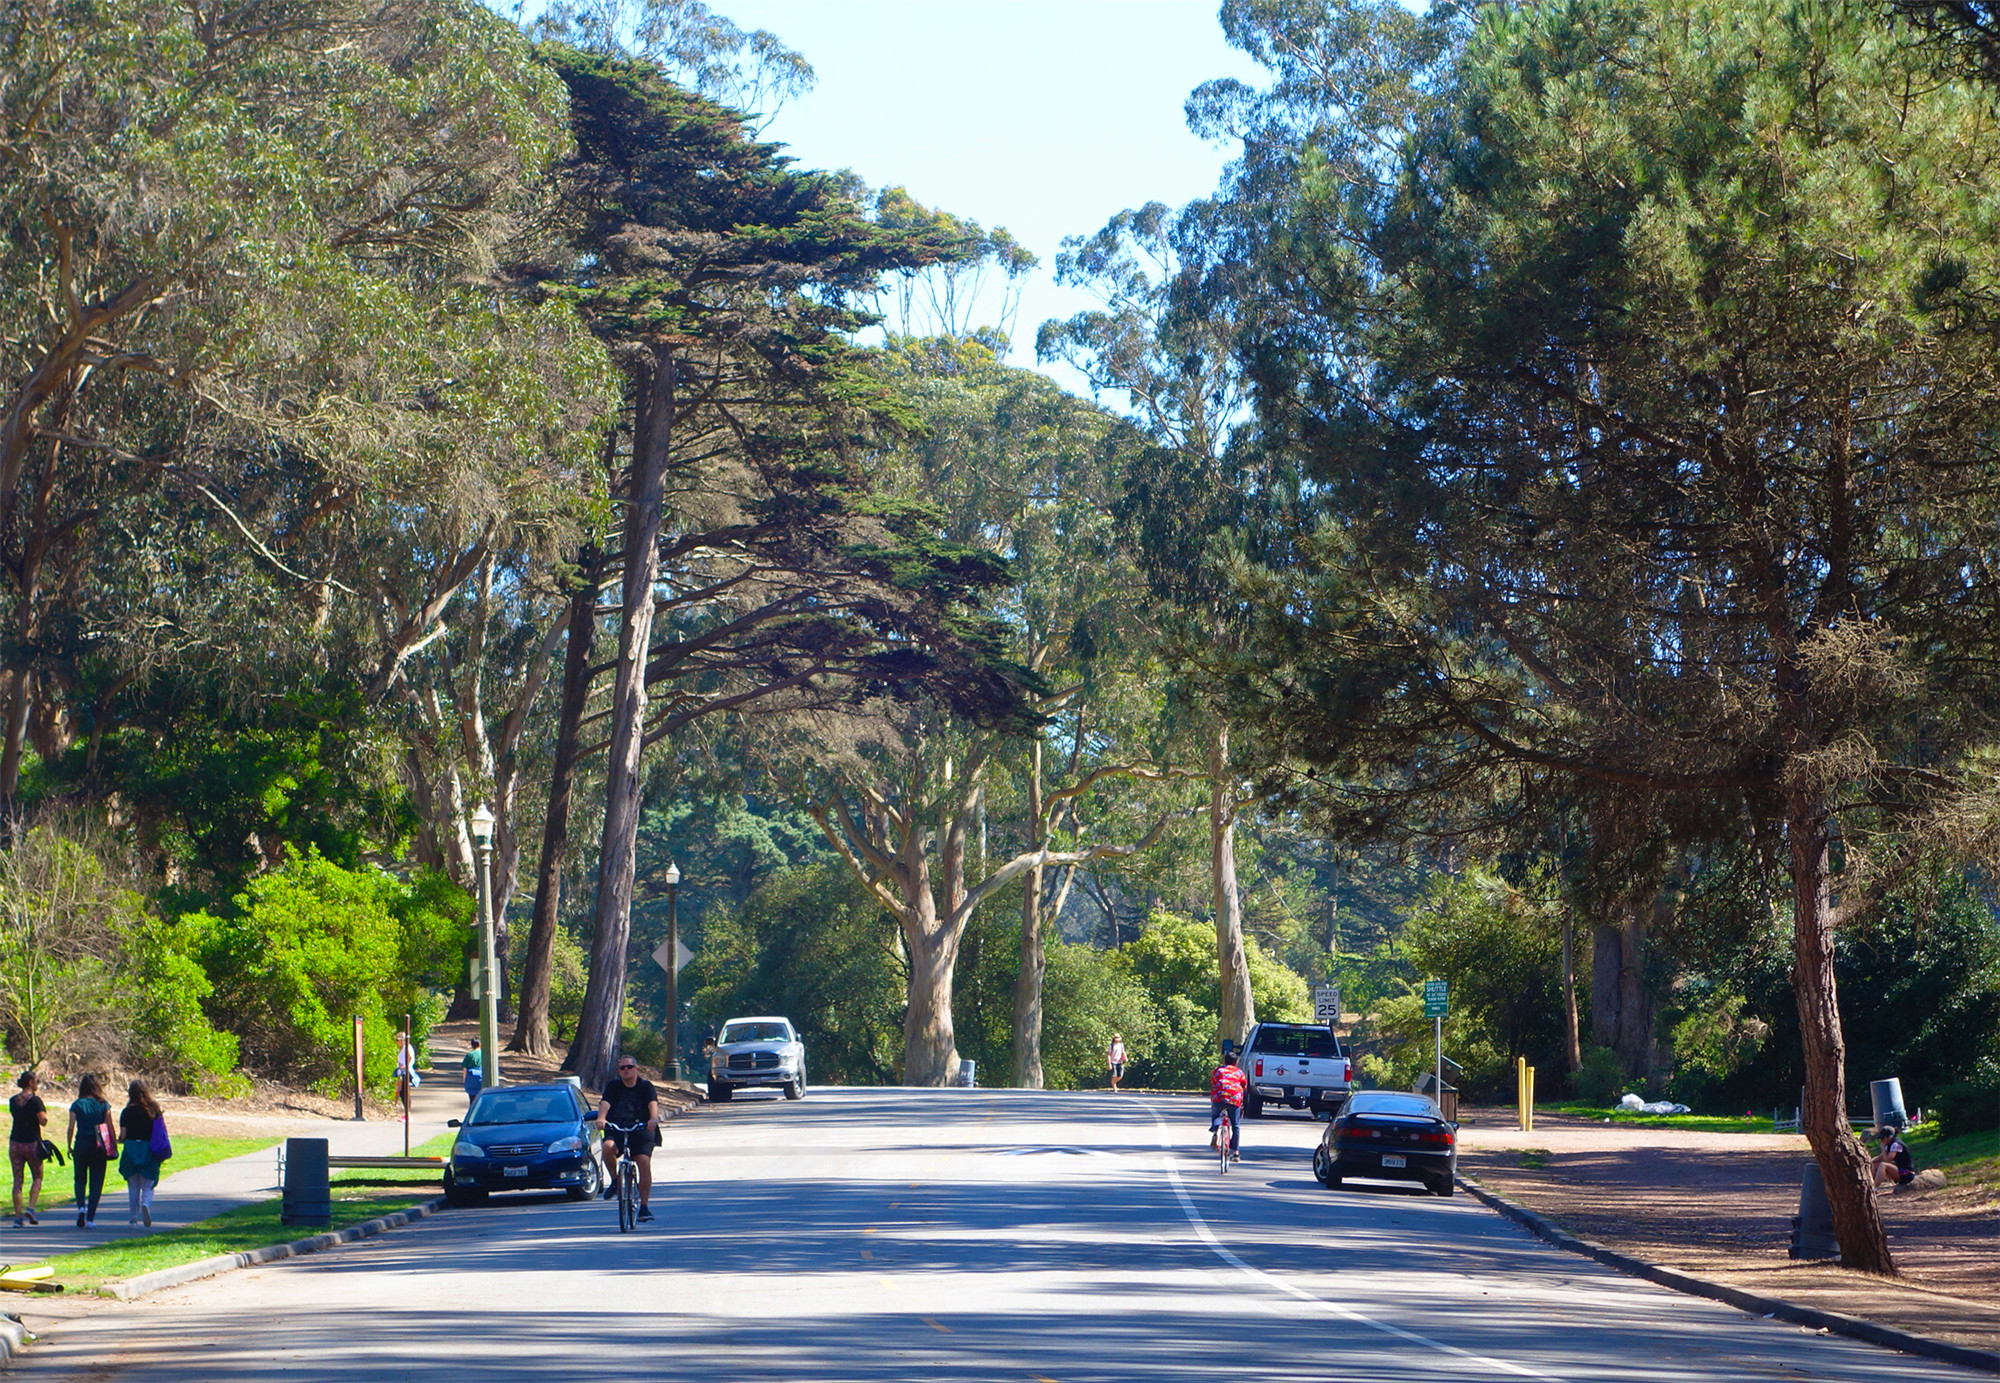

{"left": 1423, "top": 980, "right": 1449, "bottom": 1099}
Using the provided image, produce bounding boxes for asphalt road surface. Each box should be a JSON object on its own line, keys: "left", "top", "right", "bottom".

{"left": 12, "top": 1088, "right": 1982, "bottom": 1382}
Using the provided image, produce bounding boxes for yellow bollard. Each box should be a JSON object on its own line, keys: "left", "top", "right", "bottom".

{"left": 1526, "top": 1065, "right": 1535, "bottom": 1132}
{"left": 1516, "top": 1056, "right": 1527, "bottom": 1131}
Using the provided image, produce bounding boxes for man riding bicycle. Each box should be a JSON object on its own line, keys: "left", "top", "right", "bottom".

{"left": 596, "top": 1056, "right": 661, "bottom": 1222}
{"left": 1209, "top": 1048, "right": 1246, "bottom": 1162}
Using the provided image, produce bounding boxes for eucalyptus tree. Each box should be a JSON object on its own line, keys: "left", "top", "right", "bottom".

{"left": 0, "top": 1, "right": 597, "bottom": 811}
{"left": 1039, "top": 202, "right": 1274, "bottom": 1054}
{"left": 1196, "top": 0, "right": 2000, "bottom": 1273}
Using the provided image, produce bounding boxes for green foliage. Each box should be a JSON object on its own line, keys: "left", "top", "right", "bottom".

{"left": 182, "top": 850, "right": 471, "bottom": 1093}
{"left": 126, "top": 922, "right": 244, "bottom": 1096}
{"left": 1933, "top": 1068, "right": 2000, "bottom": 1140}
{"left": 1116, "top": 910, "right": 1312, "bottom": 1088}
{"left": 1037, "top": 939, "right": 1158, "bottom": 1090}
{"left": 689, "top": 862, "right": 904, "bottom": 1085}
{"left": 1574, "top": 1046, "right": 1628, "bottom": 1107}
{"left": 1402, "top": 867, "right": 1562, "bottom": 1075}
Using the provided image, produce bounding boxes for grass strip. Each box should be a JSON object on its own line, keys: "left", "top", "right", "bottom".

{"left": 31, "top": 1189, "right": 428, "bottom": 1295}
{"left": 17, "top": 1136, "right": 280, "bottom": 1215}
{"left": 1544, "top": 1104, "right": 1778, "bottom": 1134}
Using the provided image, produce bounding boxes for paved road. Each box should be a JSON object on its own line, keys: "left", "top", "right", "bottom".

{"left": 9, "top": 1089, "right": 1982, "bottom": 1382}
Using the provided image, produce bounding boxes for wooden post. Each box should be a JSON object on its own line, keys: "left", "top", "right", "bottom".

{"left": 352, "top": 1015, "right": 365, "bottom": 1121}
{"left": 403, "top": 1013, "right": 412, "bottom": 1157}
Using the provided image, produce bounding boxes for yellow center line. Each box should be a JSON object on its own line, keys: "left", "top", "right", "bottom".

{"left": 863, "top": 1226, "right": 877, "bottom": 1235}
{"left": 922, "top": 1318, "right": 952, "bottom": 1334}
{"left": 888, "top": 1201, "right": 899, "bottom": 1209}
{"left": 1031, "top": 1376, "right": 1062, "bottom": 1382}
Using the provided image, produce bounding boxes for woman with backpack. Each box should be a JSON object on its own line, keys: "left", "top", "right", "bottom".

{"left": 118, "top": 1080, "right": 171, "bottom": 1227}
{"left": 66, "top": 1074, "right": 115, "bottom": 1227}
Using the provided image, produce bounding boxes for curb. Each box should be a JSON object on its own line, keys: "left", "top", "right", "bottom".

{"left": 105, "top": 1196, "right": 449, "bottom": 1302}
{"left": 1457, "top": 1173, "right": 2000, "bottom": 1376}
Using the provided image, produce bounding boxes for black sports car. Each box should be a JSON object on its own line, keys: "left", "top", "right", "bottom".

{"left": 1313, "top": 1089, "right": 1457, "bottom": 1196}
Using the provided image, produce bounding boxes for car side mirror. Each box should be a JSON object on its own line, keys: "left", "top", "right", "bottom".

{"left": 447, "top": 1119, "right": 461, "bottom": 1128}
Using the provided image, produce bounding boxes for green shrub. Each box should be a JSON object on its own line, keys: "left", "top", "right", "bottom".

{"left": 183, "top": 849, "right": 471, "bottom": 1094}
{"left": 1575, "top": 1045, "right": 1628, "bottom": 1106}
{"left": 127, "top": 922, "right": 245, "bottom": 1095}
{"left": 1934, "top": 1072, "right": 2000, "bottom": 1140}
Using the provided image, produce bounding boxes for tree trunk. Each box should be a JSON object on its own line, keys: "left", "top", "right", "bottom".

{"left": 1560, "top": 903, "right": 1582, "bottom": 1073}
{"left": 912, "top": 911, "right": 964, "bottom": 1087}
{"left": 569, "top": 347, "right": 672, "bottom": 1090}
{"left": 1615, "top": 901, "right": 1651, "bottom": 1074}
{"left": 1590, "top": 921, "right": 1621, "bottom": 1051}
{"left": 510, "top": 563, "right": 597, "bottom": 1056}
{"left": 1011, "top": 740, "right": 1046, "bottom": 1090}
{"left": 1209, "top": 722, "right": 1254, "bottom": 1051}
{"left": 1790, "top": 793, "right": 1895, "bottom": 1274}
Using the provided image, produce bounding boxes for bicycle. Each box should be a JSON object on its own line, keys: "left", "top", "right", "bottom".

{"left": 603, "top": 1120, "right": 646, "bottom": 1231}
{"left": 1212, "top": 1107, "right": 1239, "bottom": 1175}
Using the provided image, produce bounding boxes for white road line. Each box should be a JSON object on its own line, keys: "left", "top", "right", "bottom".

{"left": 1147, "top": 1105, "right": 1565, "bottom": 1382}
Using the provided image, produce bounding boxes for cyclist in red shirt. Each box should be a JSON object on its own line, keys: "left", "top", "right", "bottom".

{"left": 1209, "top": 1050, "right": 1247, "bottom": 1161}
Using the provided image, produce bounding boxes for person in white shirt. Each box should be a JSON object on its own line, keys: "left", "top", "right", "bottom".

{"left": 1107, "top": 1034, "right": 1128, "bottom": 1092}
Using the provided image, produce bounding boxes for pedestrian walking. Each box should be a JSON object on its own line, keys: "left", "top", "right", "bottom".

{"left": 1107, "top": 1034, "right": 1128, "bottom": 1092}
{"left": 65, "top": 1074, "right": 114, "bottom": 1228}
{"left": 8, "top": 1070, "right": 46, "bottom": 1226}
{"left": 118, "top": 1079, "right": 170, "bottom": 1227}
{"left": 462, "top": 1037, "right": 484, "bottom": 1107}
{"left": 393, "top": 1031, "right": 421, "bottom": 1121}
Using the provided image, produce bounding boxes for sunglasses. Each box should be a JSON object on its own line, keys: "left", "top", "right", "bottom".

{"left": 618, "top": 1064, "right": 637, "bottom": 1071}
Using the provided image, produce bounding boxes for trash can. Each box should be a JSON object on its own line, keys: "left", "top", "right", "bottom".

{"left": 282, "top": 1137, "right": 331, "bottom": 1228}
{"left": 1789, "top": 1160, "right": 1839, "bottom": 1259}
{"left": 954, "top": 1061, "right": 977, "bottom": 1088}
{"left": 1869, "top": 1078, "right": 1907, "bottom": 1131}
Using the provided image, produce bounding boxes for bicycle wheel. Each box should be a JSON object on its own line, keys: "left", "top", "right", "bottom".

{"left": 1218, "top": 1123, "right": 1231, "bottom": 1175}
{"left": 618, "top": 1161, "right": 636, "bottom": 1232}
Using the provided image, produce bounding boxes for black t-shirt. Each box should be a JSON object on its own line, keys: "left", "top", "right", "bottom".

{"left": 600, "top": 1077, "right": 658, "bottom": 1129}
{"left": 8, "top": 1093, "right": 43, "bottom": 1144}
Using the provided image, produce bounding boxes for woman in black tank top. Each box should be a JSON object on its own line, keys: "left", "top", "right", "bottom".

{"left": 8, "top": 1070, "right": 47, "bottom": 1226}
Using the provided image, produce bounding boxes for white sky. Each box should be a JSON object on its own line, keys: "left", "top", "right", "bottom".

{"left": 718, "top": 1, "right": 1266, "bottom": 382}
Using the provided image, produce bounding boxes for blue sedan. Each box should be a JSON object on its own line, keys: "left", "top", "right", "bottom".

{"left": 445, "top": 1081, "right": 601, "bottom": 1206}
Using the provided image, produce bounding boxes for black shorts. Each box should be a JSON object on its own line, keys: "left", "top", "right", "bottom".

{"left": 604, "top": 1125, "right": 655, "bottom": 1156}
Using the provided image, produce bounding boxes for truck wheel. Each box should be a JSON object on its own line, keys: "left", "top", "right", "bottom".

{"left": 783, "top": 1075, "right": 803, "bottom": 1100}
{"left": 1243, "top": 1092, "right": 1264, "bottom": 1119}
{"left": 708, "top": 1080, "right": 734, "bottom": 1102}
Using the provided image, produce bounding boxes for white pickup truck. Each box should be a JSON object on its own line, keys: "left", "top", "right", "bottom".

{"left": 1238, "top": 1021, "right": 1355, "bottom": 1118}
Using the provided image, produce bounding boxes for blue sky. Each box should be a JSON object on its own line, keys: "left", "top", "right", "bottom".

{"left": 717, "top": 1, "right": 1266, "bottom": 381}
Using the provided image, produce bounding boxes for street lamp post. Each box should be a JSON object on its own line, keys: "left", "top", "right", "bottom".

{"left": 664, "top": 861, "right": 681, "bottom": 1080}
{"left": 470, "top": 805, "right": 501, "bottom": 1091}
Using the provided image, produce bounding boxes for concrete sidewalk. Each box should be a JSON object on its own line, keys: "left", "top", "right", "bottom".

{"left": 0, "top": 1055, "right": 471, "bottom": 1267}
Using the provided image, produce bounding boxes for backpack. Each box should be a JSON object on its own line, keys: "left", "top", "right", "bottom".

{"left": 149, "top": 1114, "right": 172, "bottom": 1162}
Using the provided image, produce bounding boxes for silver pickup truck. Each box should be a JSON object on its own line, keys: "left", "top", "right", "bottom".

{"left": 1239, "top": 1021, "right": 1354, "bottom": 1117}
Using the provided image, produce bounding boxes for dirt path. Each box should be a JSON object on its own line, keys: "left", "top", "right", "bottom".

{"left": 1456, "top": 1107, "right": 2000, "bottom": 1354}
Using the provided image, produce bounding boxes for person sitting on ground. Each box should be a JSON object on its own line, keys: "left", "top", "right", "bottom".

{"left": 595, "top": 1056, "right": 661, "bottom": 1223}
{"left": 1871, "top": 1124, "right": 1915, "bottom": 1189}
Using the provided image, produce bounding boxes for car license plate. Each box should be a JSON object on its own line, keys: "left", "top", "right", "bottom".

{"left": 503, "top": 1165, "right": 529, "bottom": 1177}
{"left": 1381, "top": 1154, "right": 1407, "bottom": 1168}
